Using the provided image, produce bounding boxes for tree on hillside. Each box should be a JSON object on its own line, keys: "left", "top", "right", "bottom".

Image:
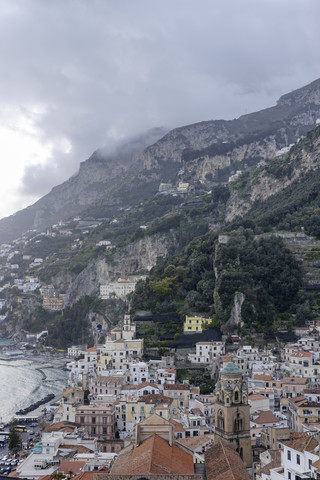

{"left": 8, "top": 419, "right": 21, "bottom": 453}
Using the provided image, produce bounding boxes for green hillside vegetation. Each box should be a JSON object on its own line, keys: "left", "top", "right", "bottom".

{"left": 131, "top": 227, "right": 304, "bottom": 333}
{"left": 14, "top": 124, "right": 320, "bottom": 346}
{"left": 23, "top": 295, "right": 102, "bottom": 348}
{"left": 132, "top": 128, "right": 320, "bottom": 334}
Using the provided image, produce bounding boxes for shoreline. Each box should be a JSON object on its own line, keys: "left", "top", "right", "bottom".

{"left": 0, "top": 352, "right": 69, "bottom": 424}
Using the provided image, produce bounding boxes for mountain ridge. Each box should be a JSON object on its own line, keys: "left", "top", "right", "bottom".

{"left": 1, "top": 78, "right": 320, "bottom": 244}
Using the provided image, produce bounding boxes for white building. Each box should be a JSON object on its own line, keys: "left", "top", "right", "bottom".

{"left": 129, "top": 361, "right": 149, "bottom": 384}
{"left": 122, "top": 314, "right": 136, "bottom": 340}
{"left": 155, "top": 368, "right": 176, "bottom": 385}
{"left": 100, "top": 279, "right": 137, "bottom": 299}
{"left": 270, "top": 434, "right": 319, "bottom": 480}
{"left": 188, "top": 341, "right": 225, "bottom": 364}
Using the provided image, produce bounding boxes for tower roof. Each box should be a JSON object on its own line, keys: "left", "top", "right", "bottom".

{"left": 221, "top": 362, "right": 241, "bottom": 375}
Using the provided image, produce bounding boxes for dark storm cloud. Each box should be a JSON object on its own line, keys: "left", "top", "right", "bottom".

{"left": 0, "top": 0, "right": 320, "bottom": 200}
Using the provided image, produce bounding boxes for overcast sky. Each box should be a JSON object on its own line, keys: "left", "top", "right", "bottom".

{"left": 0, "top": 0, "right": 319, "bottom": 220}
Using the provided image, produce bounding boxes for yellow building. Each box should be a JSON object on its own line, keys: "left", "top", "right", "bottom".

{"left": 98, "top": 338, "right": 144, "bottom": 371}
{"left": 115, "top": 394, "right": 175, "bottom": 432}
{"left": 289, "top": 392, "right": 320, "bottom": 431}
{"left": 43, "top": 296, "right": 64, "bottom": 310}
{"left": 183, "top": 315, "right": 208, "bottom": 333}
{"left": 163, "top": 384, "right": 191, "bottom": 409}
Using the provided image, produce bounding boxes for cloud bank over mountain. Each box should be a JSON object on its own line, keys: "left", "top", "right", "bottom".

{"left": 0, "top": 0, "right": 319, "bottom": 218}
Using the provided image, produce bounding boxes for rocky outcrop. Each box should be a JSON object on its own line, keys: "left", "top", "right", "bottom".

{"left": 187, "top": 136, "right": 279, "bottom": 182}
{"left": 221, "top": 292, "right": 245, "bottom": 335}
{"left": 64, "top": 234, "right": 169, "bottom": 306}
{"left": 225, "top": 129, "right": 320, "bottom": 222}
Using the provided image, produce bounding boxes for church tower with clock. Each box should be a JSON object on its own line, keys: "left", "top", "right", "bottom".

{"left": 215, "top": 362, "right": 252, "bottom": 467}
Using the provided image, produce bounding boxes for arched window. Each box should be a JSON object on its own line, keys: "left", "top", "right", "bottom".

{"left": 234, "top": 390, "right": 239, "bottom": 402}
{"left": 218, "top": 410, "right": 224, "bottom": 430}
{"left": 234, "top": 412, "right": 243, "bottom": 432}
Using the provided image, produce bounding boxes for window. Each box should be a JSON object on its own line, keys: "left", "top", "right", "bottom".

{"left": 287, "top": 450, "right": 291, "bottom": 460}
{"left": 288, "top": 472, "right": 291, "bottom": 480}
{"left": 296, "top": 454, "right": 300, "bottom": 465}
{"left": 234, "top": 413, "right": 243, "bottom": 432}
{"left": 218, "top": 411, "right": 224, "bottom": 430}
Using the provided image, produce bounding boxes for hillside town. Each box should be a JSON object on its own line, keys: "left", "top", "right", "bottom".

{"left": 2, "top": 2, "right": 320, "bottom": 480}
{"left": 2, "top": 309, "right": 320, "bottom": 480}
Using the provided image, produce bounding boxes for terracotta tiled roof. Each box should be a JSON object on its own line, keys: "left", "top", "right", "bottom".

{"left": 59, "top": 444, "right": 94, "bottom": 453}
{"left": 253, "top": 375, "right": 272, "bottom": 381}
{"left": 291, "top": 351, "right": 312, "bottom": 358}
{"left": 177, "top": 434, "right": 214, "bottom": 451}
{"left": 111, "top": 433, "right": 194, "bottom": 475}
{"left": 72, "top": 471, "right": 109, "bottom": 480}
{"left": 290, "top": 432, "right": 310, "bottom": 439}
{"left": 140, "top": 393, "right": 173, "bottom": 405}
{"left": 58, "top": 460, "right": 86, "bottom": 474}
{"left": 163, "top": 383, "right": 190, "bottom": 390}
{"left": 205, "top": 440, "right": 251, "bottom": 480}
{"left": 139, "top": 413, "right": 171, "bottom": 426}
{"left": 252, "top": 411, "right": 278, "bottom": 424}
{"left": 248, "top": 394, "right": 267, "bottom": 401}
{"left": 259, "top": 454, "right": 281, "bottom": 475}
{"left": 86, "top": 347, "right": 97, "bottom": 352}
{"left": 290, "top": 395, "right": 306, "bottom": 404}
{"left": 282, "top": 377, "right": 307, "bottom": 385}
{"left": 283, "top": 434, "right": 318, "bottom": 453}
{"left": 170, "top": 419, "right": 186, "bottom": 432}
{"left": 44, "top": 420, "right": 79, "bottom": 432}
{"left": 38, "top": 475, "right": 55, "bottom": 480}
{"left": 312, "top": 459, "right": 320, "bottom": 472}
{"left": 95, "top": 375, "right": 123, "bottom": 386}
{"left": 71, "top": 473, "right": 96, "bottom": 480}
{"left": 62, "top": 386, "right": 84, "bottom": 396}
{"left": 77, "top": 405, "right": 113, "bottom": 412}
{"left": 137, "top": 382, "right": 159, "bottom": 389}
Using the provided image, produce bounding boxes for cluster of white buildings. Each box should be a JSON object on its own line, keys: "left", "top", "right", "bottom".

{"left": 99, "top": 276, "right": 147, "bottom": 300}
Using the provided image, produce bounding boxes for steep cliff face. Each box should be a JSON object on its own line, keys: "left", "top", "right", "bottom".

{"left": 141, "top": 121, "right": 231, "bottom": 169}
{"left": 225, "top": 127, "right": 320, "bottom": 222}
{"left": 185, "top": 135, "right": 279, "bottom": 182}
{"left": 64, "top": 234, "right": 169, "bottom": 306}
{"left": 1, "top": 79, "right": 320, "bottom": 243}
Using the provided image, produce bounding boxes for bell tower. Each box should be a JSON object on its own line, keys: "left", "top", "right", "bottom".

{"left": 215, "top": 362, "right": 252, "bottom": 467}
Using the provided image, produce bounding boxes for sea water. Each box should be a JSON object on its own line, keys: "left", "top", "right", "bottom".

{"left": 0, "top": 349, "right": 68, "bottom": 423}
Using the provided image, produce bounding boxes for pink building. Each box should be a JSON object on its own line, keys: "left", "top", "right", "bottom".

{"left": 76, "top": 405, "right": 115, "bottom": 440}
